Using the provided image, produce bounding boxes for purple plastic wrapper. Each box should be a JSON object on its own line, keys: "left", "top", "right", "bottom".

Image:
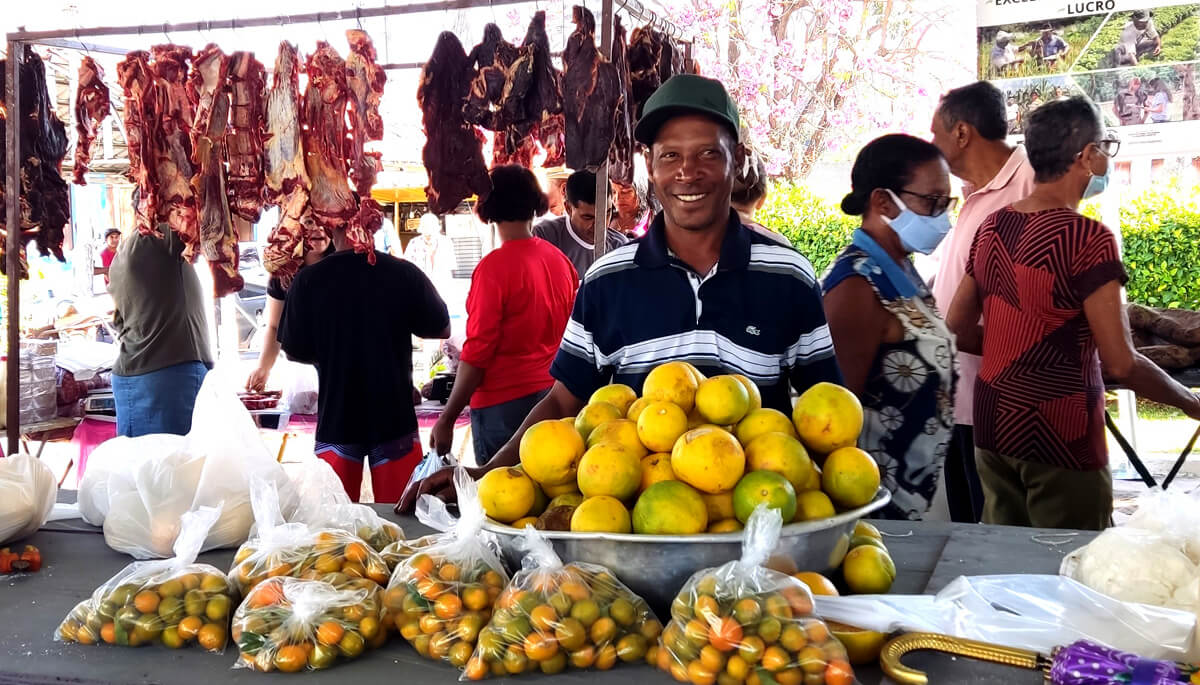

{"left": 1050, "top": 640, "right": 1189, "bottom": 684}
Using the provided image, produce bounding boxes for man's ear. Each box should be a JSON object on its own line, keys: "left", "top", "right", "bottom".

{"left": 734, "top": 142, "right": 748, "bottom": 172}
{"left": 954, "top": 121, "right": 973, "bottom": 149}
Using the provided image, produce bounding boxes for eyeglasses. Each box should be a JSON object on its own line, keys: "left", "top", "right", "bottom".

{"left": 1095, "top": 136, "right": 1121, "bottom": 157}
{"left": 896, "top": 189, "right": 958, "bottom": 217}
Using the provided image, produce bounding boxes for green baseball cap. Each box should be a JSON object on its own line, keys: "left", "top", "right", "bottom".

{"left": 634, "top": 74, "right": 741, "bottom": 146}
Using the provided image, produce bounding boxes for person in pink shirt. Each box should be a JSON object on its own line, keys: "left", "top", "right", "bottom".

{"left": 929, "top": 81, "right": 1036, "bottom": 523}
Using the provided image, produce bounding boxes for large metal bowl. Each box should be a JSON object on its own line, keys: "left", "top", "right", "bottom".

{"left": 483, "top": 487, "right": 891, "bottom": 615}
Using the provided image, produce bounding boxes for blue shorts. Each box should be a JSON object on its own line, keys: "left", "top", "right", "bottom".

{"left": 112, "top": 361, "right": 209, "bottom": 437}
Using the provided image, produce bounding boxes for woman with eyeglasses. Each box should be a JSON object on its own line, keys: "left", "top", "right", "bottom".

{"left": 948, "top": 96, "right": 1200, "bottom": 531}
{"left": 821, "top": 134, "right": 958, "bottom": 521}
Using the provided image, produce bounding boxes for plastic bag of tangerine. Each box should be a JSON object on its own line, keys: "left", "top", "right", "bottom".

{"left": 658, "top": 505, "right": 856, "bottom": 685}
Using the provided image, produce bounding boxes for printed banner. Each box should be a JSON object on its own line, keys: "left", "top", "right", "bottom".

{"left": 977, "top": 0, "right": 1200, "bottom": 152}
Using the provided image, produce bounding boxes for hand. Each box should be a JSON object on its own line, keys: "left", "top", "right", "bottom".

{"left": 1154, "top": 46, "right": 1162, "bottom": 56}
{"left": 246, "top": 365, "right": 269, "bottom": 392}
{"left": 1185, "top": 393, "right": 1200, "bottom": 422}
{"left": 430, "top": 416, "right": 454, "bottom": 457}
{"left": 395, "top": 463, "right": 485, "bottom": 514}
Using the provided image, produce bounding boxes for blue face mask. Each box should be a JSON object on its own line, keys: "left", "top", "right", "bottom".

{"left": 1083, "top": 167, "right": 1110, "bottom": 199}
{"left": 882, "top": 190, "right": 952, "bottom": 255}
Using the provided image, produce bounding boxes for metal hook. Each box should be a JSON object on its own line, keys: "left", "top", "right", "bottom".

{"left": 75, "top": 29, "right": 92, "bottom": 58}
{"left": 355, "top": 7, "right": 363, "bottom": 31}
{"left": 162, "top": 23, "right": 173, "bottom": 45}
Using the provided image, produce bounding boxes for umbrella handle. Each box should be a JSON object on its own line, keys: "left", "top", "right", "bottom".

{"left": 880, "top": 632, "right": 1043, "bottom": 685}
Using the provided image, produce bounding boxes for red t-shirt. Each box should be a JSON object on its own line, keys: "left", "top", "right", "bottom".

{"left": 101, "top": 247, "right": 117, "bottom": 284}
{"left": 967, "top": 206, "right": 1128, "bottom": 470}
{"left": 462, "top": 237, "right": 579, "bottom": 409}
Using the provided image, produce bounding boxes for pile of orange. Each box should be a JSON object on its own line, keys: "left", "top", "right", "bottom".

{"left": 658, "top": 572, "right": 854, "bottom": 685}
{"left": 231, "top": 576, "right": 386, "bottom": 672}
{"left": 386, "top": 550, "right": 508, "bottom": 666}
{"left": 380, "top": 534, "right": 437, "bottom": 575}
{"left": 57, "top": 567, "right": 235, "bottom": 652}
{"left": 461, "top": 562, "right": 663, "bottom": 679}
{"left": 229, "top": 529, "right": 391, "bottom": 595}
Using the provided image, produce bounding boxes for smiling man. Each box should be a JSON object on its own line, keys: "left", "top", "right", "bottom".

{"left": 399, "top": 74, "right": 842, "bottom": 509}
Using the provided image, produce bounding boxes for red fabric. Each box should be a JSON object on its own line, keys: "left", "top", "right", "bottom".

{"left": 101, "top": 247, "right": 116, "bottom": 285}
{"left": 967, "top": 206, "right": 1128, "bottom": 471}
{"left": 461, "top": 237, "right": 578, "bottom": 409}
{"left": 74, "top": 417, "right": 118, "bottom": 484}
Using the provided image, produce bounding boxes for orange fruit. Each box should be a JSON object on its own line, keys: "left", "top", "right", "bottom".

{"left": 825, "top": 659, "right": 855, "bottom": 685}
{"left": 464, "top": 656, "right": 489, "bottom": 680}
{"left": 197, "top": 623, "right": 226, "bottom": 652}
{"left": 434, "top": 593, "right": 463, "bottom": 620}
{"left": 409, "top": 553, "right": 435, "bottom": 579}
{"left": 732, "top": 470, "right": 797, "bottom": 523}
{"left": 642, "top": 361, "right": 700, "bottom": 413}
{"left": 248, "top": 582, "right": 286, "bottom": 609}
{"left": 317, "top": 620, "right": 345, "bottom": 646}
{"left": 595, "top": 643, "right": 618, "bottom": 670}
{"left": 632, "top": 480, "right": 708, "bottom": 535}
{"left": 762, "top": 646, "right": 790, "bottom": 672}
{"left": 100, "top": 622, "right": 116, "bottom": 644}
{"left": 529, "top": 604, "right": 558, "bottom": 633}
{"left": 274, "top": 644, "right": 308, "bottom": 673}
{"left": 177, "top": 616, "right": 203, "bottom": 641}
{"left": 842, "top": 545, "right": 896, "bottom": 594}
{"left": 708, "top": 617, "right": 743, "bottom": 652}
{"left": 687, "top": 660, "right": 717, "bottom": 685}
{"left": 792, "top": 382, "right": 863, "bottom": 453}
{"left": 417, "top": 578, "right": 445, "bottom": 600}
{"left": 462, "top": 585, "right": 490, "bottom": 611}
{"left": 438, "top": 563, "right": 462, "bottom": 582}
{"left": 694, "top": 594, "right": 720, "bottom": 620}
{"left": 695, "top": 375, "right": 752, "bottom": 425}
{"left": 671, "top": 427, "right": 746, "bottom": 494}
{"left": 637, "top": 401, "right": 690, "bottom": 453}
{"left": 821, "top": 447, "right": 881, "bottom": 510}
{"left": 590, "top": 384, "right": 639, "bottom": 416}
{"left": 570, "top": 645, "right": 597, "bottom": 668}
{"left": 133, "top": 590, "right": 160, "bottom": 614}
{"left": 521, "top": 419, "right": 586, "bottom": 486}
{"left": 524, "top": 631, "right": 559, "bottom": 661}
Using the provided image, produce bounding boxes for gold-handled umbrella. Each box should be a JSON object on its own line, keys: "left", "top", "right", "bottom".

{"left": 880, "top": 632, "right": 1200, "bottom": 684}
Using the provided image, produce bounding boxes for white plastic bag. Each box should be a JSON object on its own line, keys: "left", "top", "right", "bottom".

{"left": 280, "top": 362, "right": 319, "bottom": 415}
{"left": 283, "top": 459, "right": 351, "bottom": 530}
{"left": 78, "top": 372, "right": 297, "bottom": 558}
{"left": 812, "top": 574, "right": 1197, "bottom": 660}
{"left": 399, "top": 450, "right": 456, "bottom": 509}
{"left": 0, "top": 454, "right": 57, "bottom": 544}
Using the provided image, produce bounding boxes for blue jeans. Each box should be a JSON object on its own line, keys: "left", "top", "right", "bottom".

{"left": 470, "top": 389, "right": 550, "bottom": 465}
{"left": 112, "top": 361, "right": 209, "bottom": 437}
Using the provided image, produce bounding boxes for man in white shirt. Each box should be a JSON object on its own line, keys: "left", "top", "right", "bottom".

{"left": 1115, "top": 10, "right": 1161, "bottom": 66}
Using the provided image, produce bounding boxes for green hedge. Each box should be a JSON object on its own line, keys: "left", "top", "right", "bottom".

{"left": 760, "top": 183, "right": 1200, "bottom": 310}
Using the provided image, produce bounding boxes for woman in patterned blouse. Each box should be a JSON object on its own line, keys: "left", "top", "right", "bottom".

{"left": 822, "top": 134, "right": 958, "bottom": 520}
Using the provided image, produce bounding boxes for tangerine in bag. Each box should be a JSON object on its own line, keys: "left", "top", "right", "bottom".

{"left": 231, "top": 575, "right": 386, "bottom": 671}
{"left": 56, "top": 507, "right": 237, "bottom": 652}
{"left": 461, "top": 525, "right": 664, "bottom": 680}
{"left": 229, "top": 479, "right": 390, "bottom": 594}
{"left": 658, "top": 506, "right": 855, "bottom": 685}
{"left": 386, "top": 467, "right": 509, "bottom": 667}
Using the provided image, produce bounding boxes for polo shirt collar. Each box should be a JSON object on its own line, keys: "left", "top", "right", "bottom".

{"left": 635, "top": 209, "right": 751, "bottom": 272}
{"left": 968, "top": 144, "right": 1029, "bottom": 197}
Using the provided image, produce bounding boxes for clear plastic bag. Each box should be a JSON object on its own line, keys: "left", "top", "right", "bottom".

{"left": 231, "top": 576, "right": 386, "bottom": 672}
{"left": 399, "top": 450, "right": 457, "bottom": 510}
{"left": 229, "top": 479, "right": 390, "bottom": 595}
{"left": 381, "top": 534, "right": 439, "bottom": 575}
{"left": 460, "top": 526, "right": 662, "bottom": 680}
{"left": 284, "top": 460, "right": 403, "bottom": 552}
{"left": 812, "top": 574, "right": 1197, "bottom": 661}
{"left": 659, "top": 506, "right": 855, "bottom": 685}
{"left": 56, "top": 507, "right": 237, "bottom": 652}
{"left": 77, "top": 372, "right": 298, "bottom": 558}
{"left": 0, "top": 454, "right": 57, "bottom": 544}
{"left": 385, "top": 467, "right": 509, "bottom": 665}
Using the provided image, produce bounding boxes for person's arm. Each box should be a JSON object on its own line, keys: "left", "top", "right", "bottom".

{"left": 1085, "top": 281, "right": 1200, "bottom": 418}
{"left": 822, "top": 276, "right": 889, "bottom": 396}
{"left": 406, "top": 263, "right": 452, "bottom": 339}
{"left": 277, "top": 279, "right": 317, "bottom": 365}
{"left": 432, "top": 267, "right": 503, "bottom": 454}
{"left": 946, "top": 275, "right": 984, "bottom": 355}
{"left": 247, "top": 294, "right": 286, "bottom": 390}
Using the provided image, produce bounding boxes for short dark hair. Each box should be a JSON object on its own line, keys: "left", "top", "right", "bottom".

{"left": 104, "top": 228, "right": 121, "bottom": 239}
{"left": 841, "top": 134, "right": 944, "bottom": 216}
{"left": 1025, "top": 95, "right": 1102, "bottom": 183}
{"left": 474, "top": 165, "right": 549, "bottom": 223}
{"left": 731, "top": 153, "right": 767, "bottom": 206}
{"left": 565, "top": 170, "right": 597, "bottom": 206}
{"left": 938, "top": 81, "right": 1008, "bottom": 141}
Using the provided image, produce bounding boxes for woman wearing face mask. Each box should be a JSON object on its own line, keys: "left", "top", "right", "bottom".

{"left": 948, "top": 96, "right": 1200, "bottom": 530}
{"left": 821, "top": 134, "right": 958, "bottom": 521}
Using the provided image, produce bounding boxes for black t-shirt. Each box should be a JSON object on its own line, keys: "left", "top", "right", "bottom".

{"left": 278, "top": 250, "right": 450, "bottom": 445}
{"left": 267, "top": 276, "right": 287, "bottom": 301}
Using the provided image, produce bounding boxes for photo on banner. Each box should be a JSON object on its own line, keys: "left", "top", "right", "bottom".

{"left": 978, "top": 0, "right": 1200, "bottom": 153}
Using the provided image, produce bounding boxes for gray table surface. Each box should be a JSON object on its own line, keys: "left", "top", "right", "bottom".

{"left": 0, "top": 498, "right": 1097, "bottom": 684}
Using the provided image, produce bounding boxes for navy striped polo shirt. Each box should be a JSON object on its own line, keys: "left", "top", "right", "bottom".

{"left": 550, "top": 210, "right": 843, "bottom": 413}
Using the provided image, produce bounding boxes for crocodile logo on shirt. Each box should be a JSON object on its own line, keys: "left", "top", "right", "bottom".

{"left": 746, "top": 325, "right": 761, "bottom": 336}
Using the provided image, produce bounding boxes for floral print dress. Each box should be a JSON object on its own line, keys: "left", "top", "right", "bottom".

{"left": 821, "top": 231, "right": 957, "bottom": 520}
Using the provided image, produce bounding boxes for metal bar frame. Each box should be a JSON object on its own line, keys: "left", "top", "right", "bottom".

{"left": 3, "top": 1, "right": 689, "bottom": 455}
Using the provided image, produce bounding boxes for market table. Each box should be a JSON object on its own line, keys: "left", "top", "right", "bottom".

{"left": 0, "top": 499, "right": 1096, "bottom": 685}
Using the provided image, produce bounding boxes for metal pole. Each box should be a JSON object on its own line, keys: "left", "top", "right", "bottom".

{"left": 593, "top": 0, "right": 614, "bottom": 266}
{"left": 5, "top": 42, "right": 21, "bottom": 455}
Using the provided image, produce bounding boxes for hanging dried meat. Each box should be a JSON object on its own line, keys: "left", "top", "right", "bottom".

{"left": 657, "top": 31, "right": 684, "bottom": 84}
{"left": 608, "top": 16, "right": 635, "bottom": 186}
{"left": 262, "top": 42, "right": 310, "bottom": 283}
{"left": 345, "top": 29, "right": 386, "bottom": 199}
{"left": 73, "top": 56, "right": 110, "bottom": 186}
{"left": 419, "top": 32, "right": 491, "bottom": 215}
{"left": 0, "top": 47, "right": 71, "bottom": 276}
{"left": 225, "top": 51, "right": 267, "bottom": 223}
{"left": 628, "top": 27, "right": 661, "bottom": 120}
{"left": 563, "top": 6, "right": 620, "bottom": 172}
{"left": 464, "top": 24, "right": 520, "bottom": 131}
{"left": 186, "top": 45, "right": 242, "bottom": 297}
{"left": 517, "top": 11, "right": 565, "bottom": 169}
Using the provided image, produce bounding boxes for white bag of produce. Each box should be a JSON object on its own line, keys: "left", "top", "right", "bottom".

{"left": 812, "top": 574, "right": 1197, "bottom": 660}
{"left": 282, "top": 460, "right": 402, "bottom": 552}
{"left": 79, "top": 372, "right": 297, "bottom": 558}
{"left": 0, "top": 454, "right": 57, "bottom": 544}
